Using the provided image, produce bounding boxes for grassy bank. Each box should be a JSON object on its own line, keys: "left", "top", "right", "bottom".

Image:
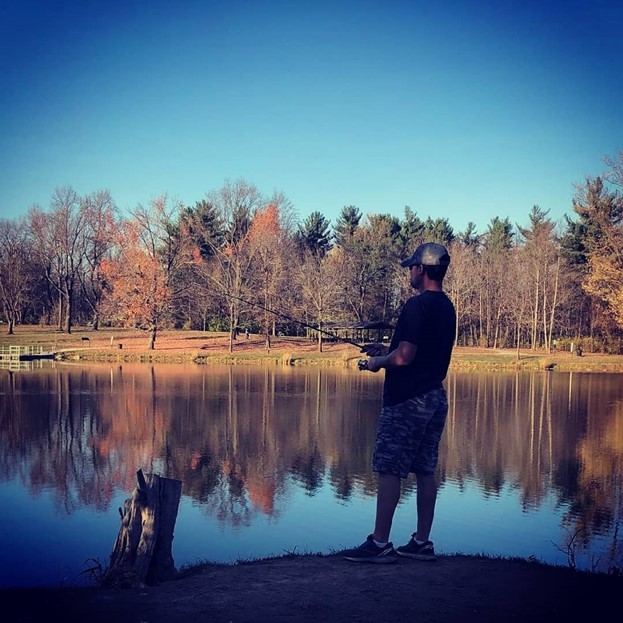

{"left": 449, "top": 348, "right": 623, "bottom": 372}
{"left": 1, "top": 325, "right": 623, "bottom": 372}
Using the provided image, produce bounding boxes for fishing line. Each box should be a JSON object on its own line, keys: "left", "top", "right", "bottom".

{"left": 219, "top": 290, "right": 366, "bottom": 349}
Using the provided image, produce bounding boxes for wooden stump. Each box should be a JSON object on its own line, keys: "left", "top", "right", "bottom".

{"left": 103, "top": 469, "right": 182, "bottom": 588}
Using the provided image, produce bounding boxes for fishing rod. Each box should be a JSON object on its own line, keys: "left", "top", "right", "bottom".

{"left": 218, "top": 290, "right": 367, "bottom": 349}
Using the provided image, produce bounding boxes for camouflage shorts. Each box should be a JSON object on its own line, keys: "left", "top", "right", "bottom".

{"left": 372, "top": 388, "right": 448, "bottom": 478}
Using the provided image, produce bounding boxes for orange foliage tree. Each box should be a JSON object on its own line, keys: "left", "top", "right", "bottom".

{"left": 573, "top": 169, "right": 623, "bottom": 332}
{"left": 101, "top": 195, "right": 191, "bottom": 349}
{"left": 584, "top": 251, "right": 623, "bottom": 329}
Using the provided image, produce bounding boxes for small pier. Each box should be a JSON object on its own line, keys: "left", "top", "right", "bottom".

{"left": 0, "top": 345, "right": 55, "bottom": 363}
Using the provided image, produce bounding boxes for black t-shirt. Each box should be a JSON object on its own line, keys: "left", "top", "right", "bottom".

{"left": 383, "top": 290, "right": 456, "bottom": 407}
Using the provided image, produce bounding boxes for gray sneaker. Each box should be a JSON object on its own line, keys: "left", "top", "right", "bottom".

{"left": 395, "top": 534, "right": 436, "bottom": 561}
{"left": 343, "top": 535, "right": 397, "bottom": 564}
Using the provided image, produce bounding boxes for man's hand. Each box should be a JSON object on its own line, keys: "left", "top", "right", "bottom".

{"left": 360, "top": 341, "right": 417, "bottom": 373}
{"left": 360, "top": 342, "right": 389, "bottom": 357}
{"left": 365, "top": 356, "right": 383, "bottom": 373}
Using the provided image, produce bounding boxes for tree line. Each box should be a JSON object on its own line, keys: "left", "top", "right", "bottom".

{"left": 1, "top": 151, "right": 622, "bottom": 353}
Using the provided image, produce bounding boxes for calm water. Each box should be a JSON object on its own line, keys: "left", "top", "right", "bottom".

{"left": 1, "top": 362, "right": 622, "bottom": 588}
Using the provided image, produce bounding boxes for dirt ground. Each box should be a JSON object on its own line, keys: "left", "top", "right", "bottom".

{"left": 2, "top": 553, "right": 622, "bottom": 623}
{"left": 0, "top": 326, "right": 360, "bottom": 358}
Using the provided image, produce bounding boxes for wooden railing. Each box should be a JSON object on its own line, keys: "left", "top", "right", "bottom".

{"left": 0, "top": 345, "right": 46, "bottom": 360}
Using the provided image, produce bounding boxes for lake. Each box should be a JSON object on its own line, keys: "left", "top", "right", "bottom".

{"left": 1, "top": 362, "right": 622, "bottom": 587}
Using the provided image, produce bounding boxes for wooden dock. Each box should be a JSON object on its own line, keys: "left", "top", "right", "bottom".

{"left": 0, "top": 345, "right": 55, "bottom": 362}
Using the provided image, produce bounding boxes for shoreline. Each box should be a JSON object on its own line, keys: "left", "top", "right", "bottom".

{"left": 54, "top": 348, "right": 623, "bottom": 372}
{"left": 1, "top": 326, "right": 622, "bottom": 372}
{"left": 2, "top": 551, "right": 621, "bottom": 622}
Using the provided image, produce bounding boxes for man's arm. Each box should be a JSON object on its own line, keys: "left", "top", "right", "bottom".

{"left": 366, "top": 340, "right": 417, "bottom": 373}
{"left": 360, "top": 342, "right": 389, "bottom": 356}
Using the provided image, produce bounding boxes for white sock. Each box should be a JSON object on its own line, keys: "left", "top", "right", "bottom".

{"left": 373, "top": 539, "right": 388, "bottom": 548}
{"left": 415, "top": 539, "right": 426, "bottom": 545}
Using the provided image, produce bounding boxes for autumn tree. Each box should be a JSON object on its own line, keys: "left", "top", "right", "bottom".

{"left": 584, "top": 251, "right": 623, "bottom": 330}
{"left": 562, "top": 175, "right": 623, "bottom": 342}
{"left": 571, "top": 171, "right": 623, "bottom": 331}
{"left": 265, "top": 189, "right": 298, "bottom": 236}
{"left": 101, "top": 195, "right": 191, "bottom": 349}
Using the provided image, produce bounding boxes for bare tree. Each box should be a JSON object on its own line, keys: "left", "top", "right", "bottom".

{"left": 248, "top": 203, "right": 293, "bottom": 350}
{"left": 518, "top": 207, "right": 568, "bottom": 351}
{"left": 296, "top": 249, "right": 343, "bottom": 352}
{"left": 478, "top": 217, "right": 514, "bottom": 347}
{"left": 28, "top": 187, "right": 88, "bottom": 333}
{"left": 503, "top": 247, "right": 531, "bottom": 357}
{"left": 0, "top": 218, "right": 32, "bottom": 333}
{"left": 191, "top": 179, "right": 262, "bottom": 352}
{"left": 78, "top": 190, "right": 119, "bottom": 329}
{"left": 446, "top": 240, "right": 479, "bottom": 347}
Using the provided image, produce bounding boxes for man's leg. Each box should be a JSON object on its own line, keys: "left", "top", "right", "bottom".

{"left": 373, "top": 472, "right": 401, "bottom": 543}
{"left": 394, "top": 472, "right": 438, "bottom": 561}
{"left": 415, "top": 473, "right": 437, "bottom": 542}
{"left": 342, "top": 471, "right": 399, "bottom": 563}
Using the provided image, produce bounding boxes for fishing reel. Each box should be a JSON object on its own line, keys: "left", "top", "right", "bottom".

{"left": 357, "top": 359, "right": 369, "bottom": 371}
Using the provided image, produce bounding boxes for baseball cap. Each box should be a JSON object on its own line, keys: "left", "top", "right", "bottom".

{"left": 401, "top": 242, "right": 451, "bottom": 268}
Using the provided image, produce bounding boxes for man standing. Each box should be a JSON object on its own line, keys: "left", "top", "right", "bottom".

{"left": 343, "top": 242, "right": 456, "bottom": 563}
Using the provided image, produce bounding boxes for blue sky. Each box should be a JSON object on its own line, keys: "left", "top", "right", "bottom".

{"left": 1, "top": 0, "right": 622, "bottom": 235}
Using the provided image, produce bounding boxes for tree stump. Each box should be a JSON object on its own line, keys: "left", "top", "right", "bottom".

{"left": 103, "top": 469, "right": 182, "bottom": 588}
